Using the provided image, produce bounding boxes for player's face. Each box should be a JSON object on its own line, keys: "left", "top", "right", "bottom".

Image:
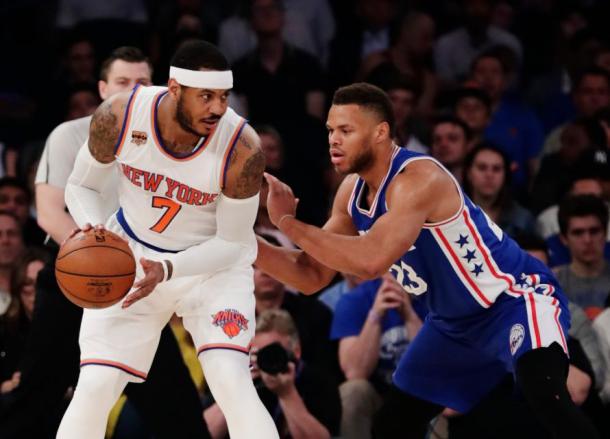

{"left": 467, "top": 149, "right": 505, "bottom": 198}
{"left": 562, "top": 216, "right": 606, "bottom": 264}
{"left": 431, "top": 122, "right": 468, "bottom": 167}
{"left": 0, "top": 187, "right": 29, "bottom": 224}
{"left": 21, "top": 259, "right": 44, "bottom": 319}
{"left": 0, "top": 215, "right": 23, "bottom": 266}
{"left": 176, "top": 86, "right": 229, "bottom": 137}
{"left": 326, "top": 104, "right": 378, "bottom": 175}
{"left": 99, "top": 60, "right": 152, "bottom": 100}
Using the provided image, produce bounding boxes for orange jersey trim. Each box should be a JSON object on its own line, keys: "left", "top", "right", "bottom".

{"left": 80, "top": 358, "right": 148, "bottom": 380}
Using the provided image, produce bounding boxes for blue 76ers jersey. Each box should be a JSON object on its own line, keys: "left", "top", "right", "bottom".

{"left": 349, "top": 147, "right": 568, "bottom": 321}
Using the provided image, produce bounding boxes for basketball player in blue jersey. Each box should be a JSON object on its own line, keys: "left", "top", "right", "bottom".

{"left": 58, "top": 41, "right": 278, "bottom": 439}
{"left": 257, "top": 83, "right": 600, "bottom": 438}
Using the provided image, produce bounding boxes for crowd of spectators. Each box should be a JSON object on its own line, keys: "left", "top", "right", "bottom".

{"left": 1, "top": 0, "right": 610, "bottom": 437}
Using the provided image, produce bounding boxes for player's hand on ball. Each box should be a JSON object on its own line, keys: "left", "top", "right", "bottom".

{"left": 263, "top": 173, "right": 299, "bottom": 228}
{"left": 62, "top": 223, "right": 106, "bottom": 245}
{"left": 122, "top": 258, "right": 164, "bottom": 308}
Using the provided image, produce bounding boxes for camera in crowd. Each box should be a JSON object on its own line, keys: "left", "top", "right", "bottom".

{"left": 256, "top": 341, "right": 296, "bottom": 375}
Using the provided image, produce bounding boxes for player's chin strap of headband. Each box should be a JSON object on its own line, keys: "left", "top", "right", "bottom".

{"left": 169, "top": 66, "right": 233, "bottom": 89}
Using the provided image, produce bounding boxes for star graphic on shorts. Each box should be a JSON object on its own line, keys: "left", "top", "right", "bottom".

{"left": 471, "top": 263, "right": 484, "bottom": 277}
{"left": 455, "top": 234, "right": 469, "bottom": 248}
{"left": 516, "top": 277, "right": 529, "bottom": 288}
{"left": 463, "top": 248, "right": 477, "bottom": 263}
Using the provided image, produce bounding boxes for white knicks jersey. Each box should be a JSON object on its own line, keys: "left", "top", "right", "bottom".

{"left": 112, "top": 85, "right": 247, "bottom": 252}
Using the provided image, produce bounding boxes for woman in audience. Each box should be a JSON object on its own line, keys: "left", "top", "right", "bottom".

{"left": 0, "top": 248, "right": 50, "bottom": 394}
{"left": 463, "top": 143, "right": 537, "bottom": 237}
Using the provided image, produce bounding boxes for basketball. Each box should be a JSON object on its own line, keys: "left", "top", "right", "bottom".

{"left": 55, "top": 229, "right": 136, "bottom": 309}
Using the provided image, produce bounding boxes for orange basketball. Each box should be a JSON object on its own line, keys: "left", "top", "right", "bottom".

{"left": 223, "top": 322, "right": 241, "bottom": 338}
{"left": 55, "top": 229, "right": 136, "bottom": 309}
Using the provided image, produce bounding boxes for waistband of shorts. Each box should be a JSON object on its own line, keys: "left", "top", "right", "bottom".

{"left": 116, "top": 208, "right": 180, "bottom": 254}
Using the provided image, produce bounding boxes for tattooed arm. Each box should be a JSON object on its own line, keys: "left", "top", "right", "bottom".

{"left": 64, "top": 93, "right": 129, "bottom": 228}
{"left": 87, "top": 95, "right": 127, "bottom": 163}
{"left": 222, "top": 123, "right": 265, "bottom": 198}
{"left": 159, "top": 124, "right": 264, "bottom": 282}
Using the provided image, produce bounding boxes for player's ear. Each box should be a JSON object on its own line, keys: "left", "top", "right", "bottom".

{"left": 374, "top": 121, "right": 391, "bottom": 143}
{"left": 167, "top": 78, "right": 181, "bottom": 99}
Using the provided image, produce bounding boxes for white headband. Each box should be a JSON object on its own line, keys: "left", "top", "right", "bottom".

{"left": 169, "top": 66, "right": 233, "bottom": 89}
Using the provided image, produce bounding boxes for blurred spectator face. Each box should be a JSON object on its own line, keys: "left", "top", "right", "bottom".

{"left": 99, "top": 59, "right": 152, "bottom": 100}
{"left": 573, "top": 74, "right": 610, "bottom": 117}
{"left": 66, "top": 90, "right": 100, "bottom": 120}
{"left": 472, "top": 57, "right": 506, "bottom": 102}
{"left": 358, "top": 0, "right": 397, "bottom": 29}
{"left": 464, "top": 0, "right": 492, "bottom": 31}
{"left": 399, "top": 13, "right": 435, "bottom": 57}
{"left": 251, "top": 0, "right": 284, "bottom": 37}
{"left": 431, "top": 122, "right": 468, "bottom": 167}
{"left": 561, "top": 215, "right": 606, "bottom": 265}
{"left": 455, "top": 97, "right": 490, "bottom": 133}
{"left": 467, "top": 149, "right": 505, "bottom": 199}
{"left": 595, "top": 49, "right": 610, "bottom": 73}
{"left": 20, "top": 259, "right": 44, "bottom": 319}
{"left": 259, "top": 132, "right": 284, "bottom": 171}
{"left": 559, "top": 123, "right": 590, "bottom": 162}
{"left": 67, "top": 40, "right": 96, "bottom": 83}
{"left": 572, "top": 179, "right": 603, "bottom": 197}
{"left": 0, "top": 215, "right": 23, "bottom": 268}
{"left": 254, "top": 268, "right": 285, "bottom": 301}
{"left": 388, "top": 88, "right": 415, "bottom": 128}
{"left": 0, "top": 186, "right": 29, "bottom": 224}
{"left": 491, "top": 1, "right": 514, "bottom": 30}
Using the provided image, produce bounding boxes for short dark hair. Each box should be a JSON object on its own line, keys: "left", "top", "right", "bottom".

{"left": 471, "top": 45, "right": 515, "bottom": 76}
{"left": 572, "top": 67, "right": 610, "bottom": 92}
{"left": 433, "top": 115, "right": 472, "bottom": 142}
{"left": 99, "top": 46, "right": 152, "bottom": 82}
{"left": 453, "top": 87, "right": 492, "bottom": 112}
{"left": 0, "top": 177, "right": 30, "bottom": 204}
{"left": 170, "top": 40, "right": 229, "bottom": 71}
{"left": 332, "top": 83, "right": 395, "bottom": 134}
{"left": 558, "top": 194, "right": 608, "bottom": 236}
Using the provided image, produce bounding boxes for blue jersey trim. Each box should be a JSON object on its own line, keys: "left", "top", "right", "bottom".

{"left": 116, "top": 208, "right": 179, "bottom": 253}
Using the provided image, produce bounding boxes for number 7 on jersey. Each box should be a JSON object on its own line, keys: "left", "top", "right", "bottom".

{"left": 150, "top": 196, "right": 181, "bottom": 233}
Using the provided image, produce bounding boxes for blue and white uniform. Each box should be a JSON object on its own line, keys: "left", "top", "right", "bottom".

{"left": 349, "top": 146, "right": 569, "bottom": 412}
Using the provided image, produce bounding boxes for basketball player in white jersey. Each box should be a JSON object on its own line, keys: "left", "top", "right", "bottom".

{"left": 57, "top": 41, "right": 278, "bottom": 439}
{"left": 8, "top": 47, "right": 211, "bottom": 439}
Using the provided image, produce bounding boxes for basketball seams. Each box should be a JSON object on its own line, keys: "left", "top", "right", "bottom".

{"left": 57, "top": 244, "right": 134, "bottom": 261}
{"left": 55, "top": 268, "right": 136, "bottom": 278}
